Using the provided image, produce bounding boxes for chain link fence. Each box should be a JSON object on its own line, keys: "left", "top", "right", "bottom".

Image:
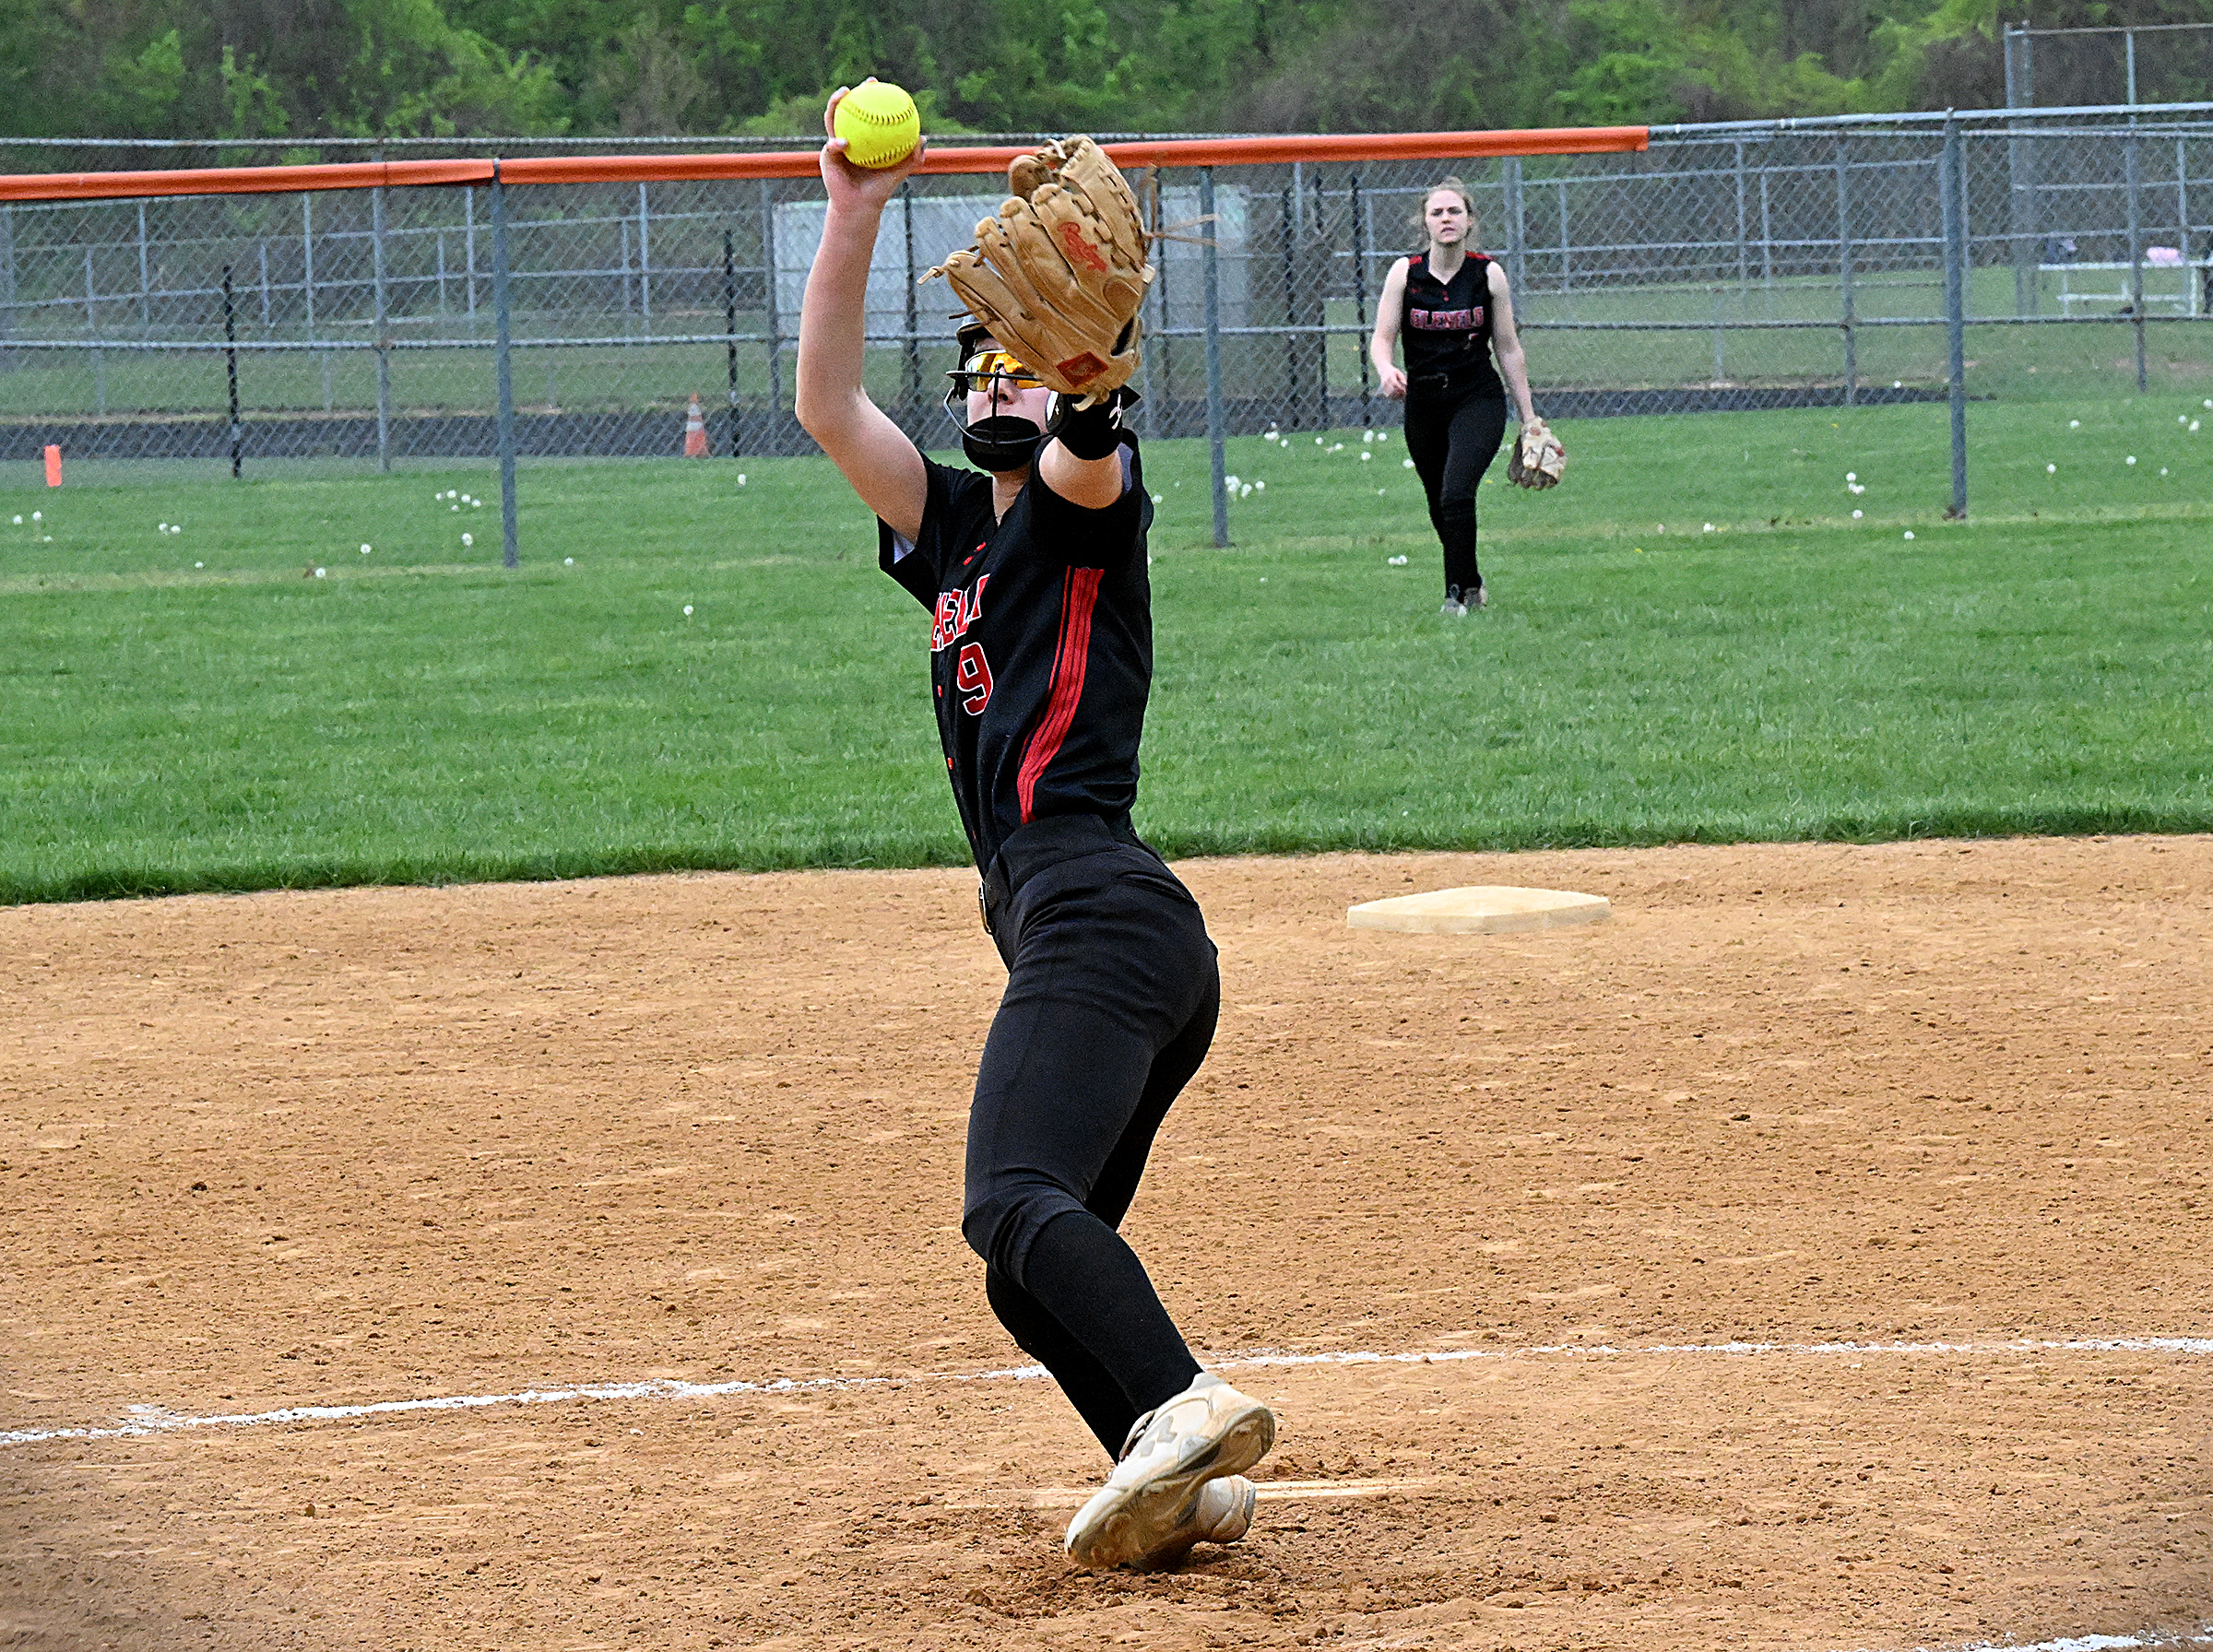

{"left": 4, "top": 109, "right": 2211, "bottom": 532}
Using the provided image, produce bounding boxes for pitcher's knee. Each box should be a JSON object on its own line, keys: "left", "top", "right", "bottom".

{"left": 963, "top": 1180, "right": 1087, "bottom": 1286}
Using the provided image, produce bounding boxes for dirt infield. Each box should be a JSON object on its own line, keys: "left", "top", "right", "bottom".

{"left": 5, "top": 837, "right": 2210, "bottom": 1652}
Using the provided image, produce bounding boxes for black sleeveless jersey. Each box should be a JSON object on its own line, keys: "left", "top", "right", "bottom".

{"left": 1401, "top": 251, "right": 1502, "bottom": 389}
{"left": 879, "top": 442, "right": 1154, "bottom": 873}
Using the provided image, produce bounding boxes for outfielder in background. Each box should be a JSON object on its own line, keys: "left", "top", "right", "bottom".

{"left": 795, "top": 89, "right": 1278, "bottom": 1572}
{"left": 1369, "top": 177, "right": 1559, "bottom": 615}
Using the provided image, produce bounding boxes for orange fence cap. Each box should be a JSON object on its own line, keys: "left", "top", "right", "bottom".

{"left": 0, "top": 127, "right": 1646, "bottom": 202}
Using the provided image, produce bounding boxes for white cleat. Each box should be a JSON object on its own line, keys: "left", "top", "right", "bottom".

{"left": 1130, "top": 1474, "right": 1259, "bottom": 1572}
{"left": 1065, "top": 1375, "right": 1276, "bottom": 1570}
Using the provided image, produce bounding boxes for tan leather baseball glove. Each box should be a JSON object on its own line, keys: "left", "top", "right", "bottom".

{"left": 1507, "top": 416, "right": 1567, "bottom": 489}
{"left": 924, "top": 136, "right": 1153, "bottom": 407}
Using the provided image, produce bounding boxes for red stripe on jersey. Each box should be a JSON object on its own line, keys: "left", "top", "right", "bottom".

{"left": 1016, "top": 565, "right": 1105, "bottom": 822}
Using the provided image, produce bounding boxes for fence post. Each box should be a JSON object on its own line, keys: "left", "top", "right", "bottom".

{"left": 0, "top": 206, "right": 13, "bottom": 368}
{"left": 491, "top": 167, "right": 519, "bottom": 569}
{"left": 136, "top": 201, "right": 150, "bottom": 336}
{"left": 901, "top": 183, "right": 920, "bottom": 421}
{"left": 724, "top": 229, "right": 741, "bottom": 457}
{"left": 1312, "top": 169, "right": 1329, "bottom": 426}
{"left": 1279, "top": 182, "right": 1299, "bottom": 425}
{"left": 1837, "top": 139, "right": 1856, "bottom": 405}
{"left": 302, "top": 195, "right": 315, "bottom": 337}
{"left": 222, "top": 265, "right": 241, "bottom": 480}
{"left": 1504, "top": 156, "right": 1527, "bottom": 296}
{"left": 2126, "top": 128, "right": 2147, "bottom": 392}
{"left": 1350, "top": 171, "right": 1371, "bottom": 430}
{"left": 1141, "top": 167, "right": 1162, "bottom": 438}
{"left": 1201, "top": 166, "right": 1229, "bottom": 549}
{"left": 1558, "top": 177, "right": 1572, "bottom": 294}
{"left": 2005, "top": 25, "right": 2036, "bottom": 314}
{"left": 85, "top": 250, "right": 104, "bottom": 416}
{"left": 760, "top": 180, "right": 783, "bottom": 453}
{"left": 1942, "top": 118, "right": 1968, "bottom": 520}
{"left": 464, "top": 186, "right": 478, "bottom": 319}
{"left": 637, "top": 182, "right": 652, "bottom": 319}
{"left": 372, "top": 183, "right": 392, "bottom": 474}
{"left": 2178, "top": 136, "right": 2192, "bottom": 289}
{"left": 1733, "top": 140, "right": 1748, "bottom": 294}
{"left": 1758, "top": 164, "right": 1773, "bottom": 300}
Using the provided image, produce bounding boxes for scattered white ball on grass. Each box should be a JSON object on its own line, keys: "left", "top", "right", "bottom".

{"left": 9, "top": 514, "right": 19, "bottom": 525}
{"left": 2181, "top": 416, "right": 2190, "bottom": 426}
{"left": 1359, "top": 451, "right": 1372, "bottom": 462}
{"left": 2069, "top": 419, "right": 2081, "bottom": 428}
{"left": 2193, "top": 421, "right": 2203, "bottom": 432}
{"left": 2126, "top": 454, "right": 2137, "bottom": 466}
{"left": 1362, "top": 431, "right": 1373, "bottom": 443}
{"left": 682, "top": 604, "right": 693, "bottom": 616}
{"left": 1329, "top": 442, "right": 1343, "bottom": 453}
{"left": 737, "top": 474, "right": 748, "bottom": 487}
{"left": 1315, "top": 436, "right": 1325, "bottom": 445}
{"left": 1902, "top": 530, "right": 1915, "bottom": 541}
{"left": 194, "top": 561, "right": 203, "bottom": 569}
{"left": 1258, "top": 577, "right": 1266, "bottom": 584}
{"left": 1846, "top": 472, "right": 1856, "bottom": 482}
{"left": 1402, "top": 457, "right": 1415, "bottom": 468}
{"left": 1239, "top": 483, "right": 1251, "bottom": 498}
{"left": 451, "top": 503, "right": 460, "bottom": 512}
{"left": 563, "top": 557, "right": 574, "bottom": 565}
{"left": 461, "top": 532, "right": 473, "bottom": 547}
{"left": 1892, "top": 381, "right": 1902, "bottom": 389}
{"left": 1388, "top": 554, "right": 1408, "bottom": 565}
{"left": 1151, "top": 493, "right": 1163, "bottom": 503}
{"left": 1253, "top": 479, "right": 1265, "bottom": 491}
{"left": 361, "top": 543, "right": 372, "bottom": 554}
{"left": 2047, "top": 463, "right": 2056, "bottom": 474}
{"left": 30, "top": 511, "right": 40, "bottom": 521}
{"left": 2161, "top": 467, "right": 2170, "bottom": 476}
{"left": 471, "top": 498, "right": 482, "bottom": 508}
{"left": 1225, "top": 475, "right": 1239, "bottom": 490}
{"left": 1852, "top": 509, "right": 1863, "bottom": 519}
{"left": 2204, "top": 398, "right": 2211, "bottom": 408}
{"left": 314, "top": 567, "right": 326, "bottom": 578}
{"left": 1377, "top": 488, "right": 1386, "bottom": 496}
{"left": 1703, "top": 523, "right": 1714, "bottom": 531}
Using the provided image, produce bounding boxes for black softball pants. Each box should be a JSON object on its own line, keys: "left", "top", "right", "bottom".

{"left": 963, "top": 814, "right": 1219, "bottom": 1458}
{"left": 1402, "top": 379, "right": 1509, "bottom": 603}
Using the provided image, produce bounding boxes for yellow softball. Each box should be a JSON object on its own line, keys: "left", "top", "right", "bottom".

{"left": 834, "top": 79, "right": 921, "bottom": 170}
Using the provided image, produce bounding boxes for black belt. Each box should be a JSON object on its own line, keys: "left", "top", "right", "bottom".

{"left": 977, "top": 812, "right": 1144, "bottom": 937}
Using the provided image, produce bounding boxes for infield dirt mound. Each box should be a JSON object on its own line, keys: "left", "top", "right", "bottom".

{"left": 3, "top": 837, "right": 2209, "bottom": 1651}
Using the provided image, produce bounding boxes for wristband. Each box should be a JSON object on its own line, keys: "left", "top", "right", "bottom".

{"left": 1049, "top": 387, "right": 1138, "bottom": 460}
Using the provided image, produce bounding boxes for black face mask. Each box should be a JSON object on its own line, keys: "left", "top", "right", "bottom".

{"left": 961, "top": 414, "right": 1046, "bottom": 474}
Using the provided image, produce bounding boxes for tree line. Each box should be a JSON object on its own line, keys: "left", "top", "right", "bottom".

{"left": 1, "top": 0, "right": 2207, "bottom": 148}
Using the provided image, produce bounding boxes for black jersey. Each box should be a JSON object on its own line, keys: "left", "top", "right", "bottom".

{"left": 880, "top": 442, "right": 1154, "bottom": 872}
{"left": 1401, "top": 251, "right": 1502, "bottom": 390}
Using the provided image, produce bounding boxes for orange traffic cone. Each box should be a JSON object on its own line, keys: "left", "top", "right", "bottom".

{"left": 683, "top": 394, "right": 709, "bottom": 457}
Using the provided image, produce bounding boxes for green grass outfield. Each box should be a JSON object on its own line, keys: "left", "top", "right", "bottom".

{"left": 3, "top": 392, "right": 2210, "bottom": 903}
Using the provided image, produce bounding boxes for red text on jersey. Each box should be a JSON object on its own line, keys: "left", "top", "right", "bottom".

{"left": 931, "top": 574, "right": 990, "bottom": 653}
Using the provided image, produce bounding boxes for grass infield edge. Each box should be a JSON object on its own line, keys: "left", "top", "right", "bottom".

{"left": 12, "top": 804, "right": 2212, "bottom": 907}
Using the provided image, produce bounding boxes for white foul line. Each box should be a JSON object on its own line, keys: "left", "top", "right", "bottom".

{"left": 1833, "top": 1634, "right": 2213, "bottom": 1652}
{"left": 4, "top": 1334, "right": 2209, "bottom": 1449}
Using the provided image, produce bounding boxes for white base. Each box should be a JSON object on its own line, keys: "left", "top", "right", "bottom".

{"left": 1345, "top": 885, "right": 1611, "bottom": 935}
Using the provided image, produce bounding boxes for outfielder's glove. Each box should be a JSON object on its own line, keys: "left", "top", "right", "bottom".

{"left": 1507, "top": 416, "right": 1567, "bottom": 490}
{"left": 924, "top": 136, "right": 1153, "bottom": 407}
